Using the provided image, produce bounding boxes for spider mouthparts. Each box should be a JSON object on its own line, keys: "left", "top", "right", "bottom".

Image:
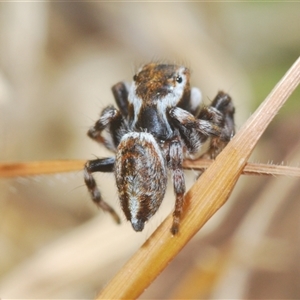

{"left": 131, "top": 218, "right": 145, "bottom": 232}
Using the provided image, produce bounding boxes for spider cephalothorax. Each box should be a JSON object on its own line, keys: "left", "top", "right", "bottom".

{"left": 84, "top": 63, "right": 235, "bottom": 234}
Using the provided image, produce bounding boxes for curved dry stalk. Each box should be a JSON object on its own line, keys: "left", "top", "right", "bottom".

{"left": 96, "top": 57, "right": 300, "bottom": 299}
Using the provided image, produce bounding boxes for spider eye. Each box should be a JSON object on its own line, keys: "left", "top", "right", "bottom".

{"left": 176, "top": 75, "right": 183, "bottom": 84}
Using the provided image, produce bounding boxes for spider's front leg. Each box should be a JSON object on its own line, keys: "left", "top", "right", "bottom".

{"left": 87, "top": 105, "right": 125, "bottom": 151}
{"left": 85, "top": 101, "right": 127, "bottom": 224}
{"left": 166, "top": 136, "right": 186, "bottom": 235}
{"left": 199, "top": 91, "right": 235, "bottom": 159}
{"left": 111, "top": 81, "right": 130, "bottom": 117}
{"left": 167, "top": 102, "right": 232, "bottom": 234}
{"left": 84, "top": 157, "right": 121, "bottom": 224}
{"left": 169, "top": 91, "right": 235, "bottom": 158}
{"left": 168, "top": 106, "right": 221, "bottom": 155}
{"left": 88, "top": 83, "right": 130, "bottom": 151}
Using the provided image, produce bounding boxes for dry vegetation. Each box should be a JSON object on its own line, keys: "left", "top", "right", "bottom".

{"left": 0, "top": 2, "right": 300, "bottom": 299}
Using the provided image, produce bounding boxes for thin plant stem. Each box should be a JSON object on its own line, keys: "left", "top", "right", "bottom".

{"left": 1, "top": 159, "right": 300, "bottom": 178}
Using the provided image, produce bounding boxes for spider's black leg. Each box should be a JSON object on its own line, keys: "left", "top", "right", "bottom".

{"left": 199, "top": 91, "right": 235, "bottom": 159}
{"left": 84, "top": 157, "right": 121, "bottom": 224}
{"left": 166, "top": 136, "right": 185, "bottom": 235}
{"left": 168, "top": 106, "right": 221, "bottom": 155}
{"left": 111, "top": 82, "right": 130, "bottom": 117}
{"left": 210, "top": 91, "right": 235, "bottom": 141}
{"left": 87, "top": 106, "right": 126, "bottom": 151}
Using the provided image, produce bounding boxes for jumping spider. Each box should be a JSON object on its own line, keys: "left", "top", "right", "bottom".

{"left": 84, "top": 63, "right": 235, "bottom": 235}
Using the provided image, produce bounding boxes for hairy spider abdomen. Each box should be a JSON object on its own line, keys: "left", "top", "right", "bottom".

{"left": 115, "top": 132, "right": 168, "bottom": 231}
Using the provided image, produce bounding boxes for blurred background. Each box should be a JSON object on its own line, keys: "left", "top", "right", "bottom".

{"left": 0, "top": 2, "right": 299, "bottom": 298}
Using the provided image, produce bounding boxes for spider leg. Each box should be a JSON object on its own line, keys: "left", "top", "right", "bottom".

{"left": 200, "top": 91, "right": 235, "bottom": 159}
{"left": 168, "top": 106, "right": 221, "bottom": 154}
{"left": 84, "top": 157, "right": 121, "bottom": 224}
{"left": 111, "top": 81, "right": 130, "bottom": 117}
{"left": 167, "top": 136, "right": 186, "bottom": 235}
{"left": 87, "top": 105, "right": 126, "bottom": 151}
{"left": 211, "top": 90, "right": 235, "bottom": 140}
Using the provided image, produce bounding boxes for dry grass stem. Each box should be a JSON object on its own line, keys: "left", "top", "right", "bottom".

{"left": 96, "top": 57, "right": 300, "bottom": 299}
{"left": 0, "top": 160, "right": 86, "bottom": 177}
{"left": 183, "top": 159, "right": 300, "bottom": 177}
{"left": 1, "top": 159, "right": 300, "bottom": 178}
